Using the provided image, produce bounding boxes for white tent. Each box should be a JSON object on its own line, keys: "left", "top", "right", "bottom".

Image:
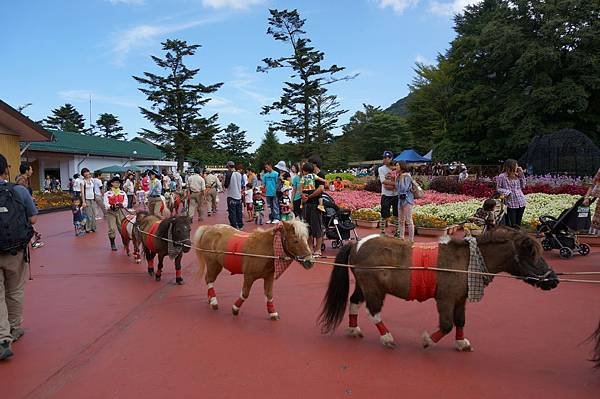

{"left": 423, "top": 149, "right": 433, "bottom": 160}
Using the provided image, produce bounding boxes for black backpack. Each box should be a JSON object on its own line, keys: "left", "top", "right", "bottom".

{"left": 0, "top": 182, "right": 34, "bottom": 253}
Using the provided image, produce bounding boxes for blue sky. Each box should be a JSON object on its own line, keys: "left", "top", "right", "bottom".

{"left": 0, "top": 0, "right": 477, "bottom": 148}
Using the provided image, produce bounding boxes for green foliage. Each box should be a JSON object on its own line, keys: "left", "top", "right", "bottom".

{"left": 44, "top": 103, "right": 85, "bottom": 133}
{"left": 254, "top": 129, "right": 283, "bottom": 171}
{"left": 95, "top": 113, "right": 125, "bottom": 140}
{"left": 216, "top": 123, "right": 254, "bottom": 165}
{"left": 324, "top": 173, "right": 355, "bottom": 182}
{"left": 405, "top": 0, "right": 600, "bottom": 163}
{"left": 133, "top": 39, "right": 223, "bottom": 170}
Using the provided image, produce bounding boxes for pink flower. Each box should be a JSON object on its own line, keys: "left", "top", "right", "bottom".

{"left": 327, "top": 190, "right": 476, "bottom": 211}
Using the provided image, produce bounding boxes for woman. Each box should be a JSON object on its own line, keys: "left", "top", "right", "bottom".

{"left": 290, "top": 163, "right": 302, "bottom": 217}
{"left": 80, "top": 168, "right": 97, "bottom": 233}
{"left": 395, "top": 161, "right": 415, "bottom": 241}
{"left": 583, "top": 168, "right": 600, "bottom": 235}
{"left": 496, "top": 159, "right": 527, "bottom": 227}
{"left": 123, "top": 173, "right": 135, "bottom": 209}
{"left": 103, "top": 176, "right": 128, "bottom": 251}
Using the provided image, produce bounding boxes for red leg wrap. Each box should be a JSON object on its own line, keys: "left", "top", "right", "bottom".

{"left": 349, "top": 314, "right": 358, "bottom": 328}
{"left": 431, "top": 330, "right": 445, "bottom": 343}
{"left": 375, "top": 321, "right": 389, "bottom": 336}
{"left": 267, "top": 300, "right": 275, "bottom": 314}
{"left": 455, "top": 327, "right": 464, "bottom": 340}
{"left": 207, "top": 287, "right": 216, "bottom": 299}
{"left": 234, "top": 297, "right": 245, "bottom": 308}
{"left": 176, "top": 270, "right": 182, "bottom": 278}
{"left": 148, "top": 259, "right": 154, "bottom": 268}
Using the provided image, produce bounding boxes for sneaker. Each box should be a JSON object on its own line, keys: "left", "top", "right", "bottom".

{"left": 32, "top": 240, "right": 45, "bottom": 249}
{"left": 272, "top": 219, "right": 280, "bottom": 224}
{"left": 265, "top": 220, "right": 272, "bottom": 224}
{"left": 0, "top": 341, "right": 13, "bottom": 361}
{"left": 11, "top": 328, "right": 24, "bottom": 342}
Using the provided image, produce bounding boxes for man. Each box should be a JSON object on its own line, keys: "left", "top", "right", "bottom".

{"left": 224, "top": 161, "right": 243, "bottom": 229}
{"left": 187, "top": 167, "right": 206, "bottom": 222}
{"left": 0, "top": 153, "right": 38, "bottom": 360}
{"left": 72, "top": 173, "right": 82, "bottom": 199}
{"left": 203, "top": 170, "right": 220, "bottom": 216}
{"left": 378, "top": 150, "right": 398, "bottom": 235}
{"left": 263, "top": 161, "right": 280, "bottom": 224}
{"left": 93, "top": 171, "right": 106, "bottom": 219}
{"left": 15, "top": 163, "right": 33, "bottom": 194}
{"left": 147, "top": 170, "right": 163, "bottom": 216}
{"left": 302, "top": 155, "right": 326, "bottom": 257}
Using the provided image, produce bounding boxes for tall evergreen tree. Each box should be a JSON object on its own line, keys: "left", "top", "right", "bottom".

{"left": 133, "top": 39, "right": 223, "bottom": 169}
{"left": 44, "top": 103, "right": 86, "bottom": 132}
{"left": 254, "top": 128, "right": 282, "bottom": 171}
{"left": 311, "top": 88, "right": 347, "bottom": 146}
{"left": 96, "top": 113, "right": 126, "bottom": 140}
{"left": 258, "top": 9, "right": 354, "bottom": 154}
{"left": 217, "top": 123, "right": 254, "bottom": 163}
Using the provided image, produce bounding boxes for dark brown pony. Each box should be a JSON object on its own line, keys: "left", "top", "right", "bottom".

{"left": 319, "top": 226, "right": 559, "bottom": 351}
{"left": 137, "top": 212, "right": 192, "bottom": 285}
{"left": 194, "top": 220, "right": 314, "bottom": 319}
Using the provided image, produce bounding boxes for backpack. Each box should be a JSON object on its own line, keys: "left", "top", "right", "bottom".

{"left": 0, "top": 182, "right": 34, "bottom": 253}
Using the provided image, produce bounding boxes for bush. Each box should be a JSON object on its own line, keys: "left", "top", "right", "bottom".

{"left": 413, "top": 175, "right": 431, "bottom": 190}
{"left": 363, "top": 179, "right": 382, "bottom": 193}
{"left": 459, "top": 180, "right": 496, "bottom": 198}
{"left": 325, "top": 173, "right": 355, "bottom": 182}
{"left": 430, "top": 176, "right": 461, "bottom": 194}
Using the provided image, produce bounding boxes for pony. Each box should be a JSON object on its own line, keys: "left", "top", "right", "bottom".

{"left": 117, "top": 209, "right": 144, "bottom": 263}
{"left": 318, "top": 226, "right": 559, "bottom": 351}
{"left": 193, "top": 220, "right": 314, "bottom": 320}
{"left": 164, "top": 191, "right": 183, "bottom": 216}
{"left": 137, "top": 212, "right": 192, "bottom": 284}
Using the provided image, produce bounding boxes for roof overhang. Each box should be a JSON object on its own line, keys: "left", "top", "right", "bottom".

{"left": 0, "top": 99, "right": 52, "bottom": 141}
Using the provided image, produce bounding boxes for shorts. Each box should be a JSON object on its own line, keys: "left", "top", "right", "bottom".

{"left": 246, "top": 203, "right": 254, "bottom": 211}
{"left": 304, "top": 203, "right": 324, "bottom": 238}
{"left": 380, "top": 195, "right": 398, "bottom": 219}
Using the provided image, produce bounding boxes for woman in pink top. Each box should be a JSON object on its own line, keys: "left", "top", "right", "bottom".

{"left": 141, "top": 172, "right": 150, "bottom": 192}
{"left": 496, "top": 159, "right": 527, "bottom": 227}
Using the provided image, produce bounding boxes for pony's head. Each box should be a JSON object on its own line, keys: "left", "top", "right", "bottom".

{"left": 279, "top": 219, "right": 314, "bottom": 269}
{"left": 169, "top": 215, "right": 192, "bottom": 253}
{"left": 478, "top": 226, "right": 558, "bottom": 290}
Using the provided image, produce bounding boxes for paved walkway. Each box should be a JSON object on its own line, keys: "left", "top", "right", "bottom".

{"left": 1, "top": 199, "right": 599, "bottom": 398}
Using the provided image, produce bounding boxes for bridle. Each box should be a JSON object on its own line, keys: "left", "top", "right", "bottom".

{"left": 275, "top": 223, "right": 313, "bottom": 268}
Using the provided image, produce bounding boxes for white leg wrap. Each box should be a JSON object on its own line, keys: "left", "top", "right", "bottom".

{"left": 207, "top": 283, "right": 214, "bottom": 289}
{"left": 455, "top": 338, "right": 473, "bottom": 352}
{"left": 209, "top": 297, "right": 218, "bottom": 306}
{"left": 346, "top": 326, "right": 364, "bottom": 338}
{"left": 422, "top": 331, "right": 436, "bottom": 349}
{"left": 369, "top": 312, "right": 382, "bottom": 324}
{"left": 349, "top": 302, "right": 361, "bottom": 315}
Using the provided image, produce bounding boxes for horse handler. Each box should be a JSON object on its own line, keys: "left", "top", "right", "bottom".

{"left": 104, "top": 176, "right": 128, "bottom": 251}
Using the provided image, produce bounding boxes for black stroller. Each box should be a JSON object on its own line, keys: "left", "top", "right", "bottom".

{"left": 537, "top": 196, "right": 593, "bottom": 259}
{"left": 321, "top": 193, "right": 360, "bottom": 250}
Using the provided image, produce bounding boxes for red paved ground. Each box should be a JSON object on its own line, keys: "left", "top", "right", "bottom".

{"left": 1, "top": 197, "right": 599, "bottom": 399}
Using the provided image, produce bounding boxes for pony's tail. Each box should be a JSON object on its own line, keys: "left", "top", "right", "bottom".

{"left": 589, "top": 319, "right": 600, "bottom": 369}
{"left": 194, "top": 226, "right": 208, "bottom": 281}
{"left": 318, "top": 243, "right": 353, "bottom": 334}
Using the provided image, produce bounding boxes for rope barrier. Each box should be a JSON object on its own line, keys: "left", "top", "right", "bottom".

{"left": 133, "top": 223, "right": 600, "bottom": 285}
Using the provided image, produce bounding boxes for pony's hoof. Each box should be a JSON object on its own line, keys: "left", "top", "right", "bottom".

{"left": 147, "top": 269, "right": 154, "bottom": 276}
{"left": 209, "top": 297, "right": 218, "bottom": 310}
{"left": 346, "top": 327, "right": 364, "bottom": 338}
{"left": 135, "top": 259, "right": 142, "bottom": 264}
{"left": 176, "top": 277, "right": 184, "bottom": 285}
{"left": 269, "top": 312, "right": 280, "bottom": 321}
{"left": 380, "top": 333, "right": 396, "bottom": 348}
{"left": 232, "top": 306, "right": 240, "bottom": 316}
{"left": 455, "top": 339, "right": 473, "bottom": 352}
{"left": 422, "top": 331, "right": 436, "bottom": 349}
{"left": 155, "top": 274, "right": 161, "bottom": 282}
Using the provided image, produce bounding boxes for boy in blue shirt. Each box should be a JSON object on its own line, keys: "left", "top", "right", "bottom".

{"left": 262, "top": 161, "right": 280, "bottom": 224}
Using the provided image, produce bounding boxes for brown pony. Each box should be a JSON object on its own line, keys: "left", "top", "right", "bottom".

{"left": 194, "top": 220, "right": 314, "bottom": 319}
{"left": 118, "top": 209, "right": 144, "bottom": 263}
{"left": 319, "top": 226, "right": 559, "bottom": 351}
{"left": 137, "top": 212, "right": 192, "bottom": 284}
{"left": 165, "top": 191, "right": 183, "bottom": 215}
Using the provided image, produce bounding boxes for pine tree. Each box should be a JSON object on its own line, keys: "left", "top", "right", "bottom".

{"left": 311, "top": 88, "right": 347, "bottom": 147}
{"left": 217, "top": 123, "right": 254, "bottom": 163}
{"left": 96, "top": 113, "right": 126, "bottom": 140}
{"left": 254, "top": 128, "right": 282, "bottom": 170}
{"left": 44, "top": 103, "right": 86, "bottom": 132}
{"left": 133, "top": 39, "right": 223, "bottom": 169}
{"left": 258, "top": 9, "right": 354, "bottom": 154}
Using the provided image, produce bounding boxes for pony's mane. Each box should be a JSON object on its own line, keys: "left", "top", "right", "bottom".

{"left": 285, "top": 219, "right": 309, "bottom": 240}
{"left": 477, "top": 226, "right": 543, "bottom": 261}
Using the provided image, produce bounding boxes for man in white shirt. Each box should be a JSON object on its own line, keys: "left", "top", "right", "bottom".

{"left": 72, "top": 173, "right": 82, "bottom": 199}
{"left": 378, "top": 150, "right": 398, "bottom": 235}
{"left": 224, "top": 161, "right": 243, "bottom": 229}
{"left": 187, "top": 168, "right": 206, "bottom": 222}
{"left": 93, "top": 171, "right": 106, "bottom": 218}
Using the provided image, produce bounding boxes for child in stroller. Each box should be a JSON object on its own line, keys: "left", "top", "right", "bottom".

{"left": 465, "top": 196, "right": 506, "bottom": 235}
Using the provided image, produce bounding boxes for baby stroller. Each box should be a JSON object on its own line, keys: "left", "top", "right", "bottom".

{"left": 321, "top": 193, "right": 360, "bottom": 250}
{"left": 537, "top": 196, "right": 593, "bottom": 259}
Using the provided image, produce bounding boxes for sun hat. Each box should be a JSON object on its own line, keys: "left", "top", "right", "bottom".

{"left": 226, "top": 161, "right": 235, "bottom": 168}
{"left": 275, "top": 160, "right": 289, "bottom": 172}
{"left": 109, "top": 176, "right": 122, "bottom": 185}
{"left": 382, "top": 150, "right": 394, "bottom": 159}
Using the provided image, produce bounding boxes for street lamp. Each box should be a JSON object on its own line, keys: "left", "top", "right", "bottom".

{"left": 122, "top": 150, "right": 137, "bottom": 167}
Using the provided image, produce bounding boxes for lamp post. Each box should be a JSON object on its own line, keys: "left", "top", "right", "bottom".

{"left": 122, "top": 150, "right": 138, "bottom": 167}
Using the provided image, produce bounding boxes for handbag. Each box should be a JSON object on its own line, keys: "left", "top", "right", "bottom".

{"left": 411, "top": 178, "right": 424, "bottom": 199}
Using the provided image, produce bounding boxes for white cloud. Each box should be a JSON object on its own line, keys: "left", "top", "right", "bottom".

{"left": 374, "top": 0, "right": 420, "bottom": 14}
{"left": 205, "top": 96, "right": 248, "bottom": 115}
{"left": 228, "top": 66, "right": 273, "bottom": 105}
{"left": 415, "top": 53, "right": 434, "bottom": 65}
{"left": 59, "top": 90, "right": 138, "bottom": 108}
{"left": 429, "top": 0, "right": 482, "bottom": 16}
{"left": 107, "top": 0, "right": 145, "bottom": 5}
{"left": 201, "top": 0, "right": 265, "bottom": 10}
{"left": 110, "top": 17, "right": 219, "bottom": 64}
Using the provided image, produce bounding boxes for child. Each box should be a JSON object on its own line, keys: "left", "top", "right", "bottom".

{"left": 470, "top": 199, "right": 498, "bottom": 230}
{"left": 244, "top": 183, "right": 254, "bottom": 222}
{"left": 300, "top": 162, "right": 326, "bottom": 212}
{"left": 72, "top": 197, "right": 87, "bottom": 236}
{"left": 135, "top": 180, "right": 146, "bottom": 210}
{"left": 253, "top": 188, "right": 265, "bottom": 225}
{"left": 333, "top": 176, "right": 344, "bottom": 191}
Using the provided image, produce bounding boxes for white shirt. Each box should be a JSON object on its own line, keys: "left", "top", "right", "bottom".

{"left": 123, "top": 178, "right": 135, "bottom": 195}
{"left": 73, "top": 177, "right": 82, "bottom": 192}
{"left": 93, "top": 178, "right": 103, "bottom": 196}
{"left": 378, "top": 165, "right": 397, "bottom": 196}
{"left": 244, "top": 188, "right": 253, "bottom": 204}
{"left": 82, "top": 178, "right": 95, "bottom": 200}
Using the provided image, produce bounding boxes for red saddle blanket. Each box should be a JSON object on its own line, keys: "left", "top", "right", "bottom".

{"left": 144, "top": 221, "right": 161, "bottom": 254}
{"left": 224, "top": 233, "right": 250, "bottom": 275}
{"left": 408, "top": 243, "right": 439, "bottom": 302}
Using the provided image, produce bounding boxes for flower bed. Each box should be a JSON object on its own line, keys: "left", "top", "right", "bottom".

{"left": 329, "top": 190, "right": 475, "bottom": 211}
{"left": 33, "top": 190, "right": 72, "bottom": 210}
